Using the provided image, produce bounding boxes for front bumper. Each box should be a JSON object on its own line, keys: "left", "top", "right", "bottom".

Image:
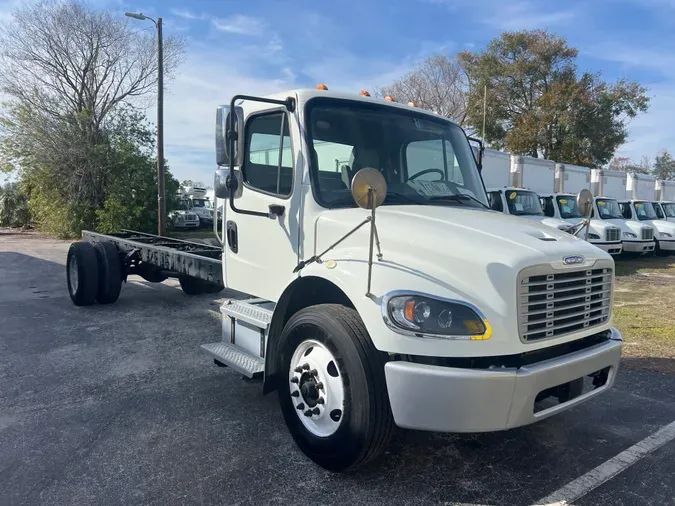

{"left": 384, "top": 328, "right": 622, "bottom": 433}
{"left": 622, "top": 240, "right": 655, "bottom": 253}
{"left": 591, "top": 241, "right": 623, "bottom": 255}
{"left": 656, "top": 238, "right": 675, "bottom": 251}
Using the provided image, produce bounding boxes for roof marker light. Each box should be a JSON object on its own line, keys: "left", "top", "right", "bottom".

{"left": 384, "top": 96, "right": 395, "bottom": 102}
{"left": 359, "top": 90, "right": 371, "bottom": 97}
{"left": 408, "top": 101, "right": 417, "bottom": 107}
{"left": 316, "top": 84, "right": 328, "bottom": 90}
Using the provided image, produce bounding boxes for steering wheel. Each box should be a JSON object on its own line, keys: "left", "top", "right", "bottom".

{"left": 409, "top": 169, "right": 445, "bottom": 181}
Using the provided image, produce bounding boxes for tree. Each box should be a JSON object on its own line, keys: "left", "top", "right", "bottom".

{"left": 608, "top": 157, "right": 632, "bottom": 172}
{"left": 0, "top": 0, "right": 186, "bottom": 237}
{"left": 652, "top": 149, "right": 675, "bottom": 180}
{"left": 376, "top": 53, "right": 471, "bottom": 123}
{"left": 0, "top": 182, "right": 31, "bottom": 227}
{"left": 181, "top": 180, "right": 208, "bottom": 189}
{"left": 459, "top": 30, "right": 649, "bottom": 168}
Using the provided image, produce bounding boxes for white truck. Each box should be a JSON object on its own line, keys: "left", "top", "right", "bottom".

{"left": 654, "top": 201, "right": 675, "bottom": 223}
{"left": 483, "top": 153, "right": 574, "bottom": 233}
{"left": 178, "top": 185, "right": 220, "bottom": 227}
{"left": 590, "top": 169, "right": 655, "bottom": 255}
{"left": 64, "top": 88, "right": 623, "bottom": 471}
{"left": 538, "top": 163, "right": 622, "bottom": 255}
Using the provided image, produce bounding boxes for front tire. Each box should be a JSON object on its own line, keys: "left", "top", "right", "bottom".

{"left": 66, "top": 242, "right": 99, "bottom": 306}
{"left": 277, "top": 304, "right": 393, "bottom": 472}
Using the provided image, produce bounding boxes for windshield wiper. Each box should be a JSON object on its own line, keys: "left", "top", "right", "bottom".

{"left": 429, "top": 194, "right": 489, "bottom": 209}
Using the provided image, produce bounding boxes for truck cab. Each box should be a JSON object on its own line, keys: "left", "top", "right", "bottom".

{"left": 538, "top": 193, "right": 622, "bottom": 256}
{"left": 618, "top": 200, "right": 675, "bottom": 254}
{"left": 487, "top": 187, "right": 574, "bottom": 233}
{"left": 592, "top": 197, "right": 655, "bottom": 254}
{"left": 179, "top": 186, "right": 219, "bottom": 227}
{"left": 68, "top": 87, "right": 623, "bottom": 472}
{"left": 653, "top": 201, "right": 675, "bottom": 223}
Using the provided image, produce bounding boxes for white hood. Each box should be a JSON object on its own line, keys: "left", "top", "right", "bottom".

{"left": 519, "top": 215, "right": 572, "bottom": 231}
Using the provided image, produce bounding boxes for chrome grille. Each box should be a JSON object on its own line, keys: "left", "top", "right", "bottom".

{"left": 641, "top": 228, "right": 654, "bottom": 240}
{"left": 606, "top": 228, "right": 620, "bottom": 242}
{"left": 518, "top": 266, "right": 612, "bottom": 342}
{"left": 186, "top": 213, "right": 197, "bottom": 220}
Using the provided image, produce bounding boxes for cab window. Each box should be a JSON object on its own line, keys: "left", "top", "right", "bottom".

{"left": 619, "top": 203, "right": 632, "bottom": 219}
{"left": 654, "top": 203, "right": 665, "bottom": 219}
{"left": 245, "top": 112, "right": 293, "bottom": 197}
{"left": 540, "top": 197, "right": 555, "bottom": 217}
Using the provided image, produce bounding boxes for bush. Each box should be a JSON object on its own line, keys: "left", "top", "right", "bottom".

{"left": 0, "top": 182, "right": 31, "bottom": 228}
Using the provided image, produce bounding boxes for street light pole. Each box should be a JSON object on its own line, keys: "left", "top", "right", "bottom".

{"left": 125, "top": 12, "right": 165, "bottom": 236}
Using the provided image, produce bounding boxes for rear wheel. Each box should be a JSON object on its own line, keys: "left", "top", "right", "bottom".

{"left": 277, "top": 304, "right": 393, "bottom": 472}
{"left": 66, "top": 242, "right": 99, "bottom": 306}
{"left": 178, "top": 276, "right": 224, "bottom": 295}
{"left": 94, "top": 242, "right": 122, "bottom": 304}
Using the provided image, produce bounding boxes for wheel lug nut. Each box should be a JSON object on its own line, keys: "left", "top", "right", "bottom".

{"left": 304, "top": 409, "right": 313, "bottom": 417}
{"left": 291, "top": 391, "right": 299, "bottom": 397}
{"left": 290, "top": 377, "right": 299, "bottom": 384}
{"left": 302, "top": 363, "right": 310, "bottom": 370}
{"left": 296, "top": 403, "right": 305, "bottom": 410}
{"left": 312, "top": 407, "right": 320, "bottom": 415}
{"left": 310, "top": 369, "right": 318, "bottom": 376}
{"left": 317, "top": 397, "right": 324, "bottom": 404}
{"left": 294, "top": 366, "right": 303, "bottom": 373}
{"left": 316, "top": 382, "right": 324, "bottom": 390}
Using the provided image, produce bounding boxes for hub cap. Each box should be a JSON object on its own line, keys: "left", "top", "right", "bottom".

{"left": 68, "top": 255, "right": 79, "bottom": 294}
{"left": 289, "top": 339, "right": 344, "bottom": 437}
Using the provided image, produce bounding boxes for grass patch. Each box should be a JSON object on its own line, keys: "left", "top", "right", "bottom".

{"left": 613, "top": 255, "right": 675, "bottom": 374}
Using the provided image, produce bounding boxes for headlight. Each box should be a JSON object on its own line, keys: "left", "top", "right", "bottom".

{"left": 623, "top": 232, "right": 637, "bottom": 238}
{"left": 383, "top": 293, "right": 491, "bottom": 339}
{"left": 176, "top": 215, "right": 184, "bottom": 221}
{"left": 660, "top": 232, "right": 673, "bottom": 238}
{"left": 588, "top": 233, "right": 601, "bottom": 240}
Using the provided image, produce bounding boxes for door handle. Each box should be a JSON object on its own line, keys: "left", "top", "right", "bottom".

{"left": 226, "top": 221, "right": 238, "bottom": 254}
{"left": 269, "top": 204, "right": 285, "bottom": 218}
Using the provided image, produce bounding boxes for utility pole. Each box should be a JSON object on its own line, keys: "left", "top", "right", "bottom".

{"left": 125, "top": 12, "right": 165, "bottom": 235}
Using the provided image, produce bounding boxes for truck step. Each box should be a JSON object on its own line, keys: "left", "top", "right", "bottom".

{"left": 220, "top": 299, "right": 273, "bottom": 329}
{"left": 200, "top": 342, "right": 265, "bottom": 378}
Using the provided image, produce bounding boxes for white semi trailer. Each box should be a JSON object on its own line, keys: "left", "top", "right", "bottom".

{"left": 64, "top": 88, "right": 623, "bottom": 471}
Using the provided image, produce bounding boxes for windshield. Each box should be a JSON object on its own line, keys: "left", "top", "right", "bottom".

{"left": 556, "top": 196, "right": 582, "bottom": 219}
{"left": 192, "top": 199, "right": 213, "bottom": 209}
{"left": 634, "top": 201, "right": 657, "bottom": 220}
{"left": 504, "top": 190, "right": 543, "bottom": 216}
{"left": 307, "top": 98, "right": 488, "bottom": 209}
{"left": 663, "top": 203, "right": 675, "bottom": 217}
{"left": 596, "top": 199, "right": 623, "bottom": 219}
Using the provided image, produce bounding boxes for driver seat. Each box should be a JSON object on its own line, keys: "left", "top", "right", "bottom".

{"left": 344, "top": 147, "right": 380, "bottom": 188}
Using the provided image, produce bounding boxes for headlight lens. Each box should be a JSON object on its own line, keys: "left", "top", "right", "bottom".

{"left": 588, "top": 233, "right": 601, "bottom": 240}
{"left": 385, "top": 294, "right": 491, "bottom": 339}
{"left": 623, "top": 232, "right": 637, "bottom": 238}
{"left": 660, "top": 232, "right": 673, "bottom": 238}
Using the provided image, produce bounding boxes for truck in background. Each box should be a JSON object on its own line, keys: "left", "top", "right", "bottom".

{"left": 590, "top": 169, "right": 655, "bottom": 255}
{"left": 178, "top": 185, "right": 220, "bottom": 227}
{"left": 619, "top": 173, "right": 675, "bottom": 254}
{"left": 64, "top": 87, "right": 623, "bottom": 472}
{"left": 538, "top": 163, "right": 622, "bottom": 256}
{"left": 483, "top": 152, "right": 574, "bottom": 232}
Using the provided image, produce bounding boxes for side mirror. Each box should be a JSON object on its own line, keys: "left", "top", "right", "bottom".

{"left": 216, "top": 105, "right": 244, "bottom": 167}
{"left": 577, "top": 189, "right": 594, "bottom": 218}
{"left": 467, "top": 136, "right": 484, "bottom": 173}
{"left": 215, "top": 168, "right": 243, "bottom": 199}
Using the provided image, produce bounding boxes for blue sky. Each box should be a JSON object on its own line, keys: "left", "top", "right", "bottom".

{"left": 3, "top": 0, "right": 675, "bottom": 184}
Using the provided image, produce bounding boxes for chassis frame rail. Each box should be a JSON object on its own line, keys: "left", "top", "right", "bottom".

{"left": 82, "top": 230, "right": 223, "bottom": 285}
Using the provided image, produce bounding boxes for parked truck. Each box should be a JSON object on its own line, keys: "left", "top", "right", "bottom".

{"left": 538, "top": 163, "right": 622, "bottom": 256}
{"left": 65, "top": 88, "right": 623, "bottom": 471}
{"left": 590, "top": 169, "right": 655, "bottom": 255}
{"left": 178, "top": 185, "right": 220, "bottom": 227}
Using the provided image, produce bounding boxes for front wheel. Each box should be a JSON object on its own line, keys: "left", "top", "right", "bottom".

{"left": 277, "top": 304, "right": 393, "bottom": 472}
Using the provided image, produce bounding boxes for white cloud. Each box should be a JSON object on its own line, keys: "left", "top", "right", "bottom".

{"left": 212, "top": 14, "right": 267, "bottom": 36}
{"left": 170, "top": 9, "right": 205, "bottom": 21}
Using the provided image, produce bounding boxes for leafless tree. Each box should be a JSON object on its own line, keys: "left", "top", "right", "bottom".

{"left": 376, "top": 53, "right": 472, "bottom": 124}
{"left": 0, "top": 0, "right": 186, "bottom": 134}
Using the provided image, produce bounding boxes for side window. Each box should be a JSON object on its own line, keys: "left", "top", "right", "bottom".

{"left": 406, "top": 140, "right": 464, "bottom": 185}
{"left": 488, "top": 192, "right": 503, "bottom": 212}
{"left": 655, "top": 204, "right": 665, "bottom": 219}
{"left": 541, "top": 197, "right": 555, "bottom": 217}
{"left": 245, "top": 113, "right": 293, "bottom": 196}
{"left": 620, "top": 203, "right": 632, "bottom": 219}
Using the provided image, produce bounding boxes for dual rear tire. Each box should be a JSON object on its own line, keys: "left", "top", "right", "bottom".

{"left": 67, "top": 241, "right": 122, "bottom": 306}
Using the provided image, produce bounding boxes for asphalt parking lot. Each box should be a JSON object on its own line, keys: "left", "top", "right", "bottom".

{"left": 2, "top": 232, "right": 675, "bottom": 506}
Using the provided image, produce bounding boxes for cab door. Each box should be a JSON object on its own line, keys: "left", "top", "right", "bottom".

{"left": 224, "top": 108, "right": 301, "bottom": 301}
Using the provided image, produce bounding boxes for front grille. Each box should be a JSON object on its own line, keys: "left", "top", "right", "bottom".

{"left": 186, "top": 214, "right": 197, "bottom": 220}
{"left": 518, "top": 266, "right": 612, "bottom": 342}
{"left": 606, "top": 228, "right": 620, "bottom": 242}
{"left": 642, "top": 228, "right": 654, "bottom": 240}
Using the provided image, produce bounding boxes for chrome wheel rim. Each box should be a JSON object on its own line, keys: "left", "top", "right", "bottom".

{"left": 289, "top": 339, "right": 345, "bottom": 437}
{"left": 68, "top": 256, "right": 79, "bottom": 294}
